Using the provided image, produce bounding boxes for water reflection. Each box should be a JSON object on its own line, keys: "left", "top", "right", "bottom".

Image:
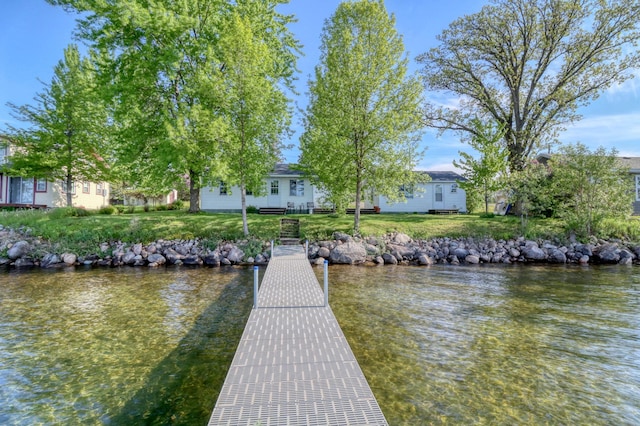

{"left": 0, "top": 267, "right": 252, "bottom": 425}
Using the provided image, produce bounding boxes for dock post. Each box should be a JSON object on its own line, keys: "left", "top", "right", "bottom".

{"left": 253, "top": 266, "right": 259, "bottom": 309}
{"left": 324, "top": 259, "right": 329, "bottom": 307}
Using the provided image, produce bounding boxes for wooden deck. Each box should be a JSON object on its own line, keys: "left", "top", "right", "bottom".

{"left": 209, "top": 245, "right": 387, "bottom": 425}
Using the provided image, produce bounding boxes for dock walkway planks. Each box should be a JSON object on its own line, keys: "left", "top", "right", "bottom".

{"left": 209, "top": 245, "right": 387, "bottom": 426}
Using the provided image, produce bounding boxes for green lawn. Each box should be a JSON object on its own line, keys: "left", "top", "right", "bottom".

{"left": 0, "top": 209, "right": 572, "bottom": 254}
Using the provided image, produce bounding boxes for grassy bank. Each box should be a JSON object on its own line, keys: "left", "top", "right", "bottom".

{"left": 1, "top": 208, "right": 639, "bottom": 256}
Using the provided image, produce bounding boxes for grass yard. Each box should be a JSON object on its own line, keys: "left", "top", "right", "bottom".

{"left": 0, "top": 208, "right": 576, "bottom": 255}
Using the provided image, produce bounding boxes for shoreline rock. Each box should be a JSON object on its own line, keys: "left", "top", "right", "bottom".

{"left": 0, "top": 226, "right": 638, "bottom": 270}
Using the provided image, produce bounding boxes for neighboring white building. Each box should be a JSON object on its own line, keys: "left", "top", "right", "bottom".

{"left": 201, "top": 165, "right": 467, "bottom": 214}
{"left": 374, "top": 171, "right": 467, "bottom": 213}
{"left": 201, "top": 164, "right": 320, "bottom": 213}
{"left": 0, "top": 144, "right": 110, "bottom": 209}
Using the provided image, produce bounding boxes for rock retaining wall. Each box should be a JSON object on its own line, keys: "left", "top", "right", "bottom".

{"left": 1, "top": 226, "right": 639, "bottom": 269}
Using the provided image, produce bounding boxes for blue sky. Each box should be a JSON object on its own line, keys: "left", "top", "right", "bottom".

{"left": 1, "top": 0, "right": 639, "bottom": 171}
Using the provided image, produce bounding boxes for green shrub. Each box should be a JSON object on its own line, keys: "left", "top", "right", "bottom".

{"left": 49, "top": 206, "right": 90, "bottom": 219}
{"left": 246, "top": 205, "right": 259, "bottom": 214}
{"left": 156, "top": 204, "right": 168, "bottom": 211}
{"left": 98, "top": 205, "right": 117, "bottom": 215}
{"left": 125, "top": 205, "right": 136, "bottom": 214}
{"left": 479, "top": 212, "right": 495, "bottom": 219}
{"left": 115, "top": 205, "right": 125, "bottom": 214}
{"left": 169, "top": 199, "right": 185, "bottom": 210}
{"left": 143, "top": 204, "right": 150, "bottom": 212}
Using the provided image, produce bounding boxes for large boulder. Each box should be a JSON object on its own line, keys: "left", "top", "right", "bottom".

{"left": 148, "top": 253, "right": 166, "bottom": 266}
{"left": 7, "top": 241, "right": 30, "bottom": 260}
{"left": 594, "top": 244, "right": 620, "bottom": 264}
{"left": 392, "top": 233, "right": 412, "bottom": 245}
{"left": 522, "top": 245, "right": 546, "bottom": 261}
{"left": 14, "top": 258, "right": 35, "bottom": 268}
{"left": 465, "top": 255, "right": 480, "bottom": 264}
{"left": 453, "top": 247, "right": 469, "bottom": 261}
{"left": 333, "top": 232, "right": 352, "bottom": 243}
{"left": 61, "top": 253, "right": 77, "bottom": 266}
{"left": 317, "top": 247, "right": 331, "bottom": 258}
{"left": 164, "top": 248, "right": 184, "bottom": 264}
{"left": 382, "top": 253, "right": 398, "bottom": 265}
{"left": 547, "top": 249, "right": 567, "bottom": 264}
{"left": 122, "top": 251, "right": 137, "bottom": 265}
{"left": 226, "top": 247, "right": 245, "bottom": 263}
{"left": 40, "top": 253, "right": 61, "bottom": 268}
{"left": 329, "top": 242, "right": 366, "bottom": 264}
{"left": 389, "top": 244, "right": 415, "bottom": 261}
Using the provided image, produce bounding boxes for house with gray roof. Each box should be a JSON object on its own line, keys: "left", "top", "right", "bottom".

{"left": 200, "top": 165, "right": 468, "bottom": 214}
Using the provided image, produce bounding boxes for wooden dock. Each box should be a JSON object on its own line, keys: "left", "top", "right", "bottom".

{"left": 209, "top": 245, "right": 387, "bottom": 425}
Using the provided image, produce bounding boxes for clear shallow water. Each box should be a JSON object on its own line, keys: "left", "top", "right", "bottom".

{"left": 0, "top": 267, "right": 254, "bottom": 425}
{"left": 322, "top": 264, "right": 640, "bottom": 425}
{"left": 0, "top": 265, "right": 639, "bottom": 425}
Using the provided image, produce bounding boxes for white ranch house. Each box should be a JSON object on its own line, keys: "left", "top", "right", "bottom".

{"left": 373, "top": 171, "right": 467, "bottom": 213}
{"left": 201, "top": 164, "right": 320, "bottom": 213}
{"left": 200, "top": 165, "right": 467, "bottom": 214}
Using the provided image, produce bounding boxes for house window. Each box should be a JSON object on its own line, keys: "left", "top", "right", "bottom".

{"left": 399, "top": 184, "right": 414, "bottom": 199}
{"left": 219, "top": 181, "right": 228, "bottom": 196}
{"left": 96, "top": 182, "right": 103, "bottom": 195}
{"left": 9, "top": 177, "right": 34, "bottom": 204}
{"left": 246, "top": 187, "right": 253, "bottom": 196}
{"left": 36, "top": 179, "right": 47, "bottom": 193}
{"left": 435, "top": 185, "right": 443, "bottom": 202}
{"left": 636, "top": 175, "right": 640, "bottom": 202}
{"left": 451, "top": 183, "right": 458, "bottom": 193}
{"left": 62, "top": 180, "right": 76, "bottom": 194}
{"left": 0, "top": 146, "right": 6, "bottom": 165}
{"left": 290, "top": 179, "right": 304, "bottom": 197}
{"left": 270, "top": 180, "right": 279, "bottom": 195}
{"left": 82, "top": 182, "right": 90, "bottom": 194}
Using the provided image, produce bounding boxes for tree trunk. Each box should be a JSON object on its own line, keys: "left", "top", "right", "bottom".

{"left": 241, "top": 183, "right": 249, "bottom": 236}
{"left": 66, "top": 173, "right": 73, "bottom": 207}
{"left": 188, "top": 170, "right": 200, "bottom": 213}
{"left": 354, "top": 174, "right": 362, "bottom": 235}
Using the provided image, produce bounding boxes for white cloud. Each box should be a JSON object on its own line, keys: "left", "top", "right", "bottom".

{"left": 560, "top": 112, "right": 640, "bottom": 151}
{"left": 604, "top": 71, "right": 640, "bottom": 99}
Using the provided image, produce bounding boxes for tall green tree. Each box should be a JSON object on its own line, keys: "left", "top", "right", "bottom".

{"left": 4, "top": 44, "right": 110, "bottom": 207}
{"left": 549, "top": 143, "right": 632, "bottom": 238}
{"left": 50, "top": 0, "right": 298, "bottom": 214}
{"left": 418, "top": 0, "right": 640, "bottom": 172}
{"left": 453, "top": 120, "right": 508, "bottom": 214}
{"left": 49, "top": 0, "right": 231, "bottom": 212}
{"left": 299, "top": 0, "right": 424, "bottom": 234}
{"left": 217, "top": 6, "right": 294, "bottom": 236}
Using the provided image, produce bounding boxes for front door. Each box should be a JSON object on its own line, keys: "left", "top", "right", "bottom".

{"left": 267, "top": 180, "right": 280, "bottom": 207}
{"left": 434, "top": 184, "right": 444, "bottom": 209}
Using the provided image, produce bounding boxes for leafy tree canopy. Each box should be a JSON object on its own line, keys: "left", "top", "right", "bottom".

{"left": 4, "top": 44, "right": 110, "bottom": 206}
{"left": 299, "top": 0, "right": 424, "bottom": 233}
{"left": 419, "top": 0, "right": 640, "bottom": 171}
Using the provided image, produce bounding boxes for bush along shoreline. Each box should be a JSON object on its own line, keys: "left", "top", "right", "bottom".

{"left": 1, "top": 226, "right": 639, "bottom": 270}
